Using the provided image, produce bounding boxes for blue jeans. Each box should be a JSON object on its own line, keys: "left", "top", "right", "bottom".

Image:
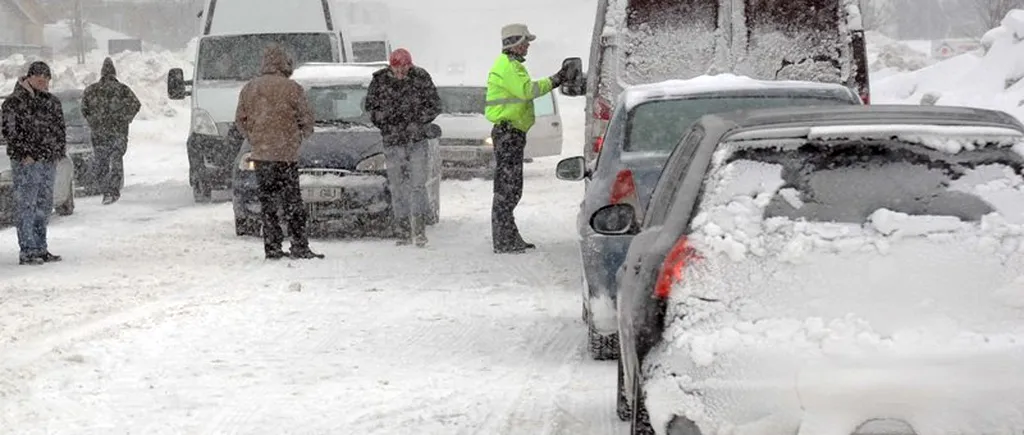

{"left": 384, "top": 142, "right": 429, "bottom": 232}
{"left": 12, "top": 160, "right": 56, "bottom": 258}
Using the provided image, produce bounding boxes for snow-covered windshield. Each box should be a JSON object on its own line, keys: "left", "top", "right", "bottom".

{"left": 196, "top": 33, "right": 335, "bottom": 81}
{"left": 306, "top": 85, "right": 371, "bottom": 125}
{"left": 438, "top": 86, "right": 485, "bottom": 115}
{"left": 352, "top": 41, "right": 387, "bottom": 63}
{"left": 626, "top": 95, "right": 853, "bottom": 152}
{"left": 706, "top": 140, "right": 1024, "bottom": 224}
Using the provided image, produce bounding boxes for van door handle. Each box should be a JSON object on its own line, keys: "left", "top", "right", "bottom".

{"left": 552, "top": 122, "right": 560, "bottom": 127}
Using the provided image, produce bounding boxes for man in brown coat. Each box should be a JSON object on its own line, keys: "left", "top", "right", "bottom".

{"left": 234, "top": 44, "right": 323, "bottom": 260}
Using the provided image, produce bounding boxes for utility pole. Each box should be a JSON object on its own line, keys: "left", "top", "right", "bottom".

{"left": 74, "top": 0, "right": 85, "bottom": 64}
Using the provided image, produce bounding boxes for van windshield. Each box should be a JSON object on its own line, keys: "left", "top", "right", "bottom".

{"left": 197, "top": 33, "right": 335, "bottom": 81}
{"left": 352, "top": 41, "right": 387, "bottom": 63}
{"left": 438, "top": 87, "right": 486, "bottom": 115}
{"left": 625, "top": 94, "right": 854, "bottom": 152}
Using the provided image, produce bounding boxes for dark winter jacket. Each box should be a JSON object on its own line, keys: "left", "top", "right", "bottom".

{"left": 82, "top": 58, "right": 142, "bottom": 140}
{"left": 1, "top": 79, "right": 66, "bottom": 162}
{"left": 364, "top": 66, "right": 442, "bottom": 147}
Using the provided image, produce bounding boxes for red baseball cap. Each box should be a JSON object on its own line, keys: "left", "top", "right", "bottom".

{"left": 389, "top": 48, "right": 413, "bottom": 67}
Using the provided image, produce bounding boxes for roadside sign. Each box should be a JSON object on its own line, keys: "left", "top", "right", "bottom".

{"left": 931, "top": 38, "right": 982, "bottom": 59}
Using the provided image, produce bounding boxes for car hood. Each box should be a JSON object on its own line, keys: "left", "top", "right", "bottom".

{"left": 241, "top": 125, "right": 384, "bottom": 170}
{"left": 433, "top": 114, "right": 490, "bottom": 139}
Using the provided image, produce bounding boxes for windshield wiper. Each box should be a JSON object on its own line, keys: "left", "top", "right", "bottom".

{"left": 316, "top": 119, "right": 368, "bottom": 127}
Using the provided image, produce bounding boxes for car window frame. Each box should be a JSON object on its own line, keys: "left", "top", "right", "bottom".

{"left": 643, "top": 125, "right": 705, "bottom": 228}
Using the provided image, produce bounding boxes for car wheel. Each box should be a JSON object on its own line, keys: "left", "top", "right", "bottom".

{"left": 617, "top": 358, "right": 632, "bottom": 421}
{"left": 235, "top": 216, "right": 260, "bottom": 237}
{"left": 630, "top": 365, "right": 655, "bottom": 435}
{"left": 55, "top": 180, "right": 74, "bottom": 216}
{"left": 193, "top": 177, "right": 212, "bottom": 203}
{"left": 588, "top": 322, "right": 619, "bottom": 360}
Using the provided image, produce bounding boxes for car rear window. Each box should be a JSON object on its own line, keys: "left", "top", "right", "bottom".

{"left": 438, "top": 87, "right": 485, "bottom": 115}
{"left": 699, "top": 140, "right": 1024, "bottom": 224}
{"left": 625, "top": 95, "right": 853, "bottom": 152}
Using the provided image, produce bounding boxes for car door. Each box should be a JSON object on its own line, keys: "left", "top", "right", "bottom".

{"left": 524, "top": 92, "right": 563, "bottom": 159}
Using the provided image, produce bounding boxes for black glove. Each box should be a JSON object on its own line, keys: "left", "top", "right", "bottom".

{"left": 549, "top": 72, "right": 565, "bottom": 88}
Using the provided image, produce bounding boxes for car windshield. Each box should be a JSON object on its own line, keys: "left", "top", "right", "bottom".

{"left": 197, "top": 33, "right": 334, "bottom": 81}
{"left": 625, "top": 94, "right": 853, "bottom": 152}
{"left": 60, "top": 96, "right": 87, "bottom": 127}
{"left": 438, "top": 87, "right": 485, "bottom": 115}
{"left": 352, "top": 41, "right": 387, "bottom": 62}
{"left": 703, "top": 139, "right": 1024, "bottom": 224}
{"left": 307, "top": 85, "right": 371, "bottom": 126}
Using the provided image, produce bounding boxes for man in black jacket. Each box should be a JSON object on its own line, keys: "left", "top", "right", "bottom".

{"left": 364, "top": 48, "right": 442, "bottom": 247}
{"left": 82, "top": 57, "right": 141, "bottom": 204}
{"left": 0, "top": 61, "right": 66, "bottom": 265}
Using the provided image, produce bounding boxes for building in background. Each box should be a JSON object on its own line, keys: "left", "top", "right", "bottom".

{"left": 0, "top": 0, "right": 53, "bottom": 59}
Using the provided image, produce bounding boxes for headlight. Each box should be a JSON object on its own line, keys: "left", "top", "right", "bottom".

{"left": 356, "top": 153, "right": 387, "bottom": 171}
{"left": 238, "top": 152, "right": 255, "bottom": 171}
{"left": 190, "top": 108, "right": 219, "bottom": 136}
{"left": 0, "top": 170, "right": 11, "bottom": 183}
{"left": 484, "top": 136, "right": 493, "bottom": 146}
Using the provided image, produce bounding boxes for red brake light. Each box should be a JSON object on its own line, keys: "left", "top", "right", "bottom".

{"left": 594, "top": 98, "right": 612, "bottom": 121}
{"left": 609, "top": 169, "right": 637, "bottom": 204}
{"left": 593, "top": 136, "right": 604, "bottom": 154}
{"left": 860, "top": 92, "right": 870, "bottom": 104}
{"left": 654, "top": 237, "right": 701, "bottom": 299}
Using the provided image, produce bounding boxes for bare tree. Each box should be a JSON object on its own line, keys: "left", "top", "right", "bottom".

{"left": 969, "top": 0, "right": 1024, "bottom": 33}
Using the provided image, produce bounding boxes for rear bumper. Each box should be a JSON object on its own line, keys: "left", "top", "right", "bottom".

{"left": 233, "top": 170, "right": 391, "bottom": 224}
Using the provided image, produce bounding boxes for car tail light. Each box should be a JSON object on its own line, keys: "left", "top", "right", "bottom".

{"left": 593, "top": 136, "right": 604, "bottom": 154}
{"left": 594, "top": 97, "right": 612, "bottom": 121}
{"left": 860, "top": 92, "right": 870, "bottom": 104}
{"left": 654, "top": 237, "right": 702, "bottom": 299}
{"left": 609, "top": 169, "right": 637, "bottom": 205}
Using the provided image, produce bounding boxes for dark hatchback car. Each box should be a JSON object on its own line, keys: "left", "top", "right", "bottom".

{"left": 231, "top": 64, "right": 442, "bottom": 238}
{"left": 592, "top": 105, "right": 1024, "bottom": 435}
{"left": 56, "top": 89, "right": 107, "bottom": 196}
{"left": 555, "top": 78, "right": 861, "bottom": 361}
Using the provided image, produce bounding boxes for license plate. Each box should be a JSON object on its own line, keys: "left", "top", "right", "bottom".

{"left": 443, "top": 149, "right": 481, "bottom": 162}
{"left": 302, "top": 187, "right": 343, "bottom": 202}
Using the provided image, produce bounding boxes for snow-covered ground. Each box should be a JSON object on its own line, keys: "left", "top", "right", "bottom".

{"left": 2, "top": 9, "right": 1024, "bottom": 434}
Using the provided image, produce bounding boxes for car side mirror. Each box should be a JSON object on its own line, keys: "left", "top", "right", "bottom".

{"left": 559, "top": 57, "right": 587, "bottom": 97}
{"left": 555, "top": 156, "right": 587, "bottom": 181}
{"left": 590, "top": 203, "right": 636, "bottom": 235}
{"left": 167, "top": 68, "right": 192, "bottom": 100}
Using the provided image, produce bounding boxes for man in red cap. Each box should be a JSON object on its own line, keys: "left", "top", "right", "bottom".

{"left": 365, "top": 48, "right": 442, "bottom": 247}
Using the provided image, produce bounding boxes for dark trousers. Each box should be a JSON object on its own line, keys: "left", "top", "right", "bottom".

{"left": 254, "top": 160, "right": 309, "bottom": 253}
{"left": 491, "top": 122, "right": 527, "bottom": 249}
{"left": 91, "top": 135, "right": 127, "bottom": 197}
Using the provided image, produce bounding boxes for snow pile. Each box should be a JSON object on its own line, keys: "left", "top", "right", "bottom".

{"left": 865, "top": 31, "right": 934, "bottom": 78}
{"left": 640, "top": 139, "right": 1024, "bottom": 434}
{"left": 873, "top": 9, "right": 1024, "bottom": 122}
{"left": 0, "top": 49, "right": 192, "bottom": 121}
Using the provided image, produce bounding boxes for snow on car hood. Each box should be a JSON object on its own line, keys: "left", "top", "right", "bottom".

{"left": 433, "top": 114, "right": 491, "bottom": 139}
{"left": 644, "top": 156, "right": 1024, "bottom": 434}
{"left": 240, "top": 125, "right": 384, "bottom": 171}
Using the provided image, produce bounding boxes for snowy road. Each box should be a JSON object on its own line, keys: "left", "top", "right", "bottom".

{"left": 0, "top": 98, "right": 628, "bottom": 434}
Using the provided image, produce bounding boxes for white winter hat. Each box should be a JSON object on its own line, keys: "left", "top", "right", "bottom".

{"left": 501, "top": 23, "right": 536, "bottom": 49}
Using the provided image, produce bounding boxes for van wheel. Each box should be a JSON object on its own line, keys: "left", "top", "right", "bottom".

{"left": 630, "top": 366, "right": 655, "bottom": 435}
{"left": 55, "top": 182, "right": 75, "bottom": 216}
{"left": 193, "top": 178, "right": 212, "bottom": 203}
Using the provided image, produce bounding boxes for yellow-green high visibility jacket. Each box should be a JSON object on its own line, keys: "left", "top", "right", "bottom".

{"left": 485, "top": 53, "right": 554, "bottom": 133}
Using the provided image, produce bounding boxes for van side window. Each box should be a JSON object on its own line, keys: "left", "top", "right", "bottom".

{"left": 535, "top": 93, "right": 556, "bottom": 117}
{"left": 643, "top": 126, "right": 704, "bottom": 227}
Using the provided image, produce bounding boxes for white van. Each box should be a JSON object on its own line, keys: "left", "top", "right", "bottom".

{"left": 167, "top": 0, "right": 344, "bottom": 202}
{"left": 343, "top": 24, "right": 392, "bottom": 63}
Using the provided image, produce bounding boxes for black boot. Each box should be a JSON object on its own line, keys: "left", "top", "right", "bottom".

{"left": 289, "top": 245, "right": 325, "bottom": 259}
{"left": 265, "top": 245, "right": 287, "bottom": 260}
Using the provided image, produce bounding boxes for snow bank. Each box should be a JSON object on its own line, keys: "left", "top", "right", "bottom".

{"left": 873, "top": 9, "right": 1024, "bottom": 123}
{"left": 0, "top": 48, "right": 193, "bottom": 121}
{"left": 865, "top": 31, "right": 934, "bottom": 79}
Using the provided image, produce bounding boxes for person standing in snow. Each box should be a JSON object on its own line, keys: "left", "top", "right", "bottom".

{"left": 1, "top": 61, "right": 65, "bottom": 265}
{"left": 81, "top": 57, "right": 141, "bottom": 205}
{"left": 364, "top": 48, "right": 442, "bottom": 248}
{"left": 234, "top": 44, "right": 322, "bottom": 260}
{"left": 485, "top": 24, "right": 571, "bottom": 254}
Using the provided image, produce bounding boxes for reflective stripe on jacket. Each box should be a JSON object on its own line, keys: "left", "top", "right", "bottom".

{"left": 484, "top": 53, "right": 553, "bottom": 133}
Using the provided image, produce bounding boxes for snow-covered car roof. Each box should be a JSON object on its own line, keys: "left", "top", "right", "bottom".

{"left": 291, "top": 63, "right": 385, "bottom": 87}
{"left": 621, "top": 74, "right": 859, "bottom": 111}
